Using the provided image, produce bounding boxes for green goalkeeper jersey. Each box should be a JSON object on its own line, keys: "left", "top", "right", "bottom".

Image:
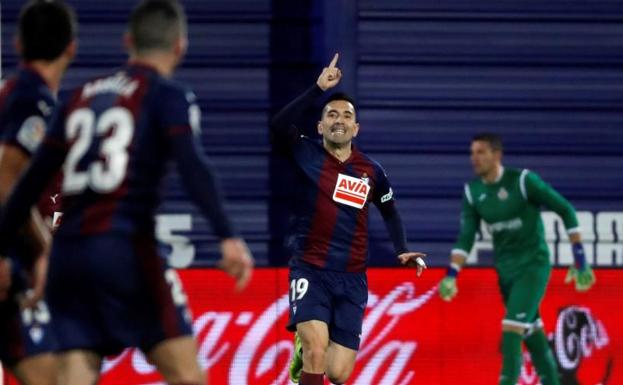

{"left": 452, "top": 167, "right": 579, "bottom": 277}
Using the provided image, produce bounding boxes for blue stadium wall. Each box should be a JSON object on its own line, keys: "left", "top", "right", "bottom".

{"left": 1, "top": 0, "right": 622, "bottom": 268}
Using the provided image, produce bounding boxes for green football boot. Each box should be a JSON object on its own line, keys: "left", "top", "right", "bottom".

{"left": 289, "top": 332, "right": 303, "bottom": 383}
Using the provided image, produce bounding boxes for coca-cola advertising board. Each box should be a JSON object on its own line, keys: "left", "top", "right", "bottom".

{"left": 4, "top": 268, "right": 622, "bottom": 384}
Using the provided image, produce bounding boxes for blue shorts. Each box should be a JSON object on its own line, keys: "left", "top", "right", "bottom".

{"left": 0, "top": 292, "right": 58, "bottom": 365}
{"left": 46, "top": 233, "right": 193, "bottom": 356}
{"left": 1, "top": 248, "right": 58, "bottom": 365}
{"left": 286, "top": 260, "right": 368, "bottom": 350}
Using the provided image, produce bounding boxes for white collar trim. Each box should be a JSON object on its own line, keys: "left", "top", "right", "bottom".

{"left": 483, "top": 165, "right": 504, "bottom": 184}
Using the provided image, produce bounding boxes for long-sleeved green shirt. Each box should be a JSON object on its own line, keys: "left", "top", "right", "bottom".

{"left": 453, "top": 167, "right": 579, "bottom": 277}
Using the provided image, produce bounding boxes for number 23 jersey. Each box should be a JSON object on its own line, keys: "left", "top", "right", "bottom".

{"left": 46, "top": 63, "right": 200, "bottom": 237}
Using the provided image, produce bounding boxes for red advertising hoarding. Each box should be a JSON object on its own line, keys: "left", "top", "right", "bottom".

{"left": 4, "top": 268, "right": 622, "bottom": 384}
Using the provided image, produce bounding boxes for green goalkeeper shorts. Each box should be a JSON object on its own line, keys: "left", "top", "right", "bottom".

{"left": 498, "top": 263, "right": 551, "bottom": 329}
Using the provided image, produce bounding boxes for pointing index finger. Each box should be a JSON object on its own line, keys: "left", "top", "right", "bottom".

{"left": 328, "top": 53, "right": 339, "bottom": 69}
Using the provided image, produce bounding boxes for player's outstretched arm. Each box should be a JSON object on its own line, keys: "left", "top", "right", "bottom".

{"left": 372, "top": 185, "right": 427, "bottom": 276}
{"left": 170, "top": 132, "right": 254, "bottom": 291}
{"left": 380, "top": 206, "right": 427, "bottom": 276}
{"left": 269, "top": 53, "right": 342, "bottom": 146}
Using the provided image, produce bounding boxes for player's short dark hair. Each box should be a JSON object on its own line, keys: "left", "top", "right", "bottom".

{"left": 472, "top": 132, "right": 503, "bottom": 152}
{"left": 18, "top": 0, "right": 77, "bottom": 61}
{"left": 129, "top": 0, "right": 187, "bottom": 54}
{"left": 323, "top": 92, "right": 357, "bottom": 114}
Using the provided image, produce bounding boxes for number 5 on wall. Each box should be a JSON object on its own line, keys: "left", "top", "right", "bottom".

{"left": 156, "top": 214, "right": 195, "bottom": 268}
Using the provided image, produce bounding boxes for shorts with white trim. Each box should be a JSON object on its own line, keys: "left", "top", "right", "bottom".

{"left": 286, "top": 260, "right": 368, "bottom": 350}
{"left": 498, "top": 263, "right": 551, "bottom": 329}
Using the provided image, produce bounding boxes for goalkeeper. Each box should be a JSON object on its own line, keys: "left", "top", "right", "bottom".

{"left": 439, "top": 133, "right": 595, "bottom": 385}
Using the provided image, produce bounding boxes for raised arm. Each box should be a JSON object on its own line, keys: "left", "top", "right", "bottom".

{"left": 270, "top": 53, "right": 342, "bottom": 147}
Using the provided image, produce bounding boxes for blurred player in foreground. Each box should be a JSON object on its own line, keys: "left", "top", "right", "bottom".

{"left": 0, "top": 1, "right": 76, "bottom": 384}
{"left": 439, "top": 133, "right": 595, "bottom": 385}
{"left": 0, "top": 1, "right": 253, "bottom": 384}
{"left": 271, "top": 54, "right": 426, "bottom": 385}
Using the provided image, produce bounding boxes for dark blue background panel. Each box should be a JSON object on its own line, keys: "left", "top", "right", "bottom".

{"left": 357, "top": 109, "right": 623, "bottom": 156}
{"left": 368, "top": 153, "right": 623, "bottom": 200}
{"left": 358, "top": 65, "right": 623, "bottom": 109}
{"left": 359, "top": 20, "right": 623, "bottom": 65}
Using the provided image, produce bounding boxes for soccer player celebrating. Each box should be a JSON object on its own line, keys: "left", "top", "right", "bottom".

{"left": 0, "top": 1, "right": 76, "bottom": 384}
{"left": 0, "top": 1, "right": 253, "bottom": 385}
{"left": 439, "top": 133, "right": 596, "bottom": 385}
{"left": 271, "top": 54, "right": 427, "bottom": 385}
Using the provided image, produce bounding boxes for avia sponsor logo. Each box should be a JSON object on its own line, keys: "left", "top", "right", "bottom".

{"left": 519, "top": 306, "right": 613, "bottom": 385}
{"left": 100, "top": 280, "right": 436, "bottom": 385}
{"left": 332, "top": 173, "right": 370, "bottom": 209}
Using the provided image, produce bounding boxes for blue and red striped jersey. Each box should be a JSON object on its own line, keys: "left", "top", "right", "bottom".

{"left": 0, "top": 66, "right": 58, "bottom": 218}
{"left": 271, "top": 85, "right": 408, "bottom": 272}
{"left": 49, "top": 63, "right": 187, "bottom": 236}
{"left": 0, "top": 62, "right": 234, "bottom": 245}
{"left": 0, "top": 66, "right": 54, "bottom": 156}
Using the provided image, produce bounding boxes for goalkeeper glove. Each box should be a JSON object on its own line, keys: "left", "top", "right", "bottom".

{"left": 439, "top": 263, "right": 459, "bottom": 301}
{"left": 565, "top": 243, "right": 596, "bottom": 292}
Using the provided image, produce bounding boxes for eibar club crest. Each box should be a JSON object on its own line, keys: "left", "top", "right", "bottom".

{"left": 361, "top": 172, "right": 369, "bottom": 185}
